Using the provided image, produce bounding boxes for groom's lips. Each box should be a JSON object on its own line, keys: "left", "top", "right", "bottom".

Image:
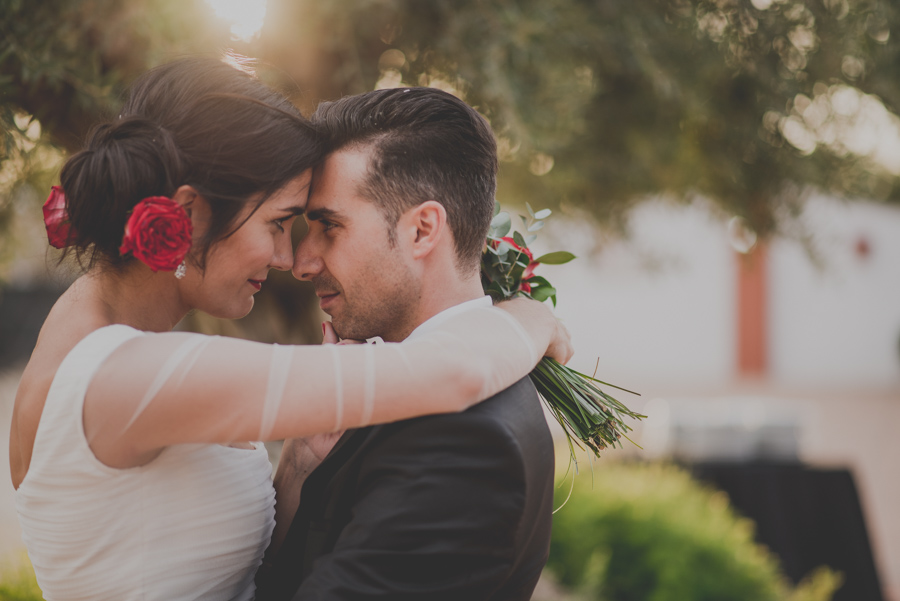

{"left": 317, "top": 291, "right": 339, "bottom": 310}
{"left": 248, "top": 279, "right": 264, "bottom": 291}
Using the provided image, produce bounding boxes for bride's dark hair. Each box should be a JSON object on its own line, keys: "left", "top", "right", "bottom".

{"left": 59, "top": 56, "right": 321, "bottom": 269}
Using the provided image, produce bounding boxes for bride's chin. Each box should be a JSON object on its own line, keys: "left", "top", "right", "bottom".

{"left": 232, "top": 297, "right": 255, "bottom": 320}
{"left": 241, "top": 297, "right": 255, "bottom": 317}
{"left": 204, "top": 297, "right": 255, "bottom": 321}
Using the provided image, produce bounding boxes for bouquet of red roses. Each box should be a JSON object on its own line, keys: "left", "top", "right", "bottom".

{"left": 481, "top": 202, "right": 644, "bottom": 459}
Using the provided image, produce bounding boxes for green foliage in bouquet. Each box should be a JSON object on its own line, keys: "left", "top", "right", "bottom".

{"left": 481, "top": 202, "right": 644, "bottom": 458}
{"left": 0, "top": 552, "right": 42, "bottom": 601}
{"left": 547, "top": 462, "right": 843, "bottom": 601}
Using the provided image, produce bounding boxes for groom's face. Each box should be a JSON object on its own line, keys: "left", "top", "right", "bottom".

{"left": 293, "top": 147, "right": 420, "bottom": 341}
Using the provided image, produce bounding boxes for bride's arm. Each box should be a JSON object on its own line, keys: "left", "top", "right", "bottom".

{"left": 84, "top": 298, "right": 570, "bottom": 467}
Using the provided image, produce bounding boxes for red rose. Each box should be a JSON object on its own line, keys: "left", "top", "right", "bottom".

{"left": 499, "top": 236, "right": 533, "bottom": 260}
{"left": 499, "top": 236, "right": 539, "bottom": 291}
{"left": 119, "top": 196, "right": 193, "bottom": 272}
{"left": 42, "top": 186, "right": 74, "bottom": 249}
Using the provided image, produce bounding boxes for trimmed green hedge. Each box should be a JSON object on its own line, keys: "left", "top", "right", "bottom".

{"left": 547, "top": 462, "right": 841, "bottom": 601}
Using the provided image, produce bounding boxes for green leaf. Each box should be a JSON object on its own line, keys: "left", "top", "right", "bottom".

{"left": 535, "top": 251, "right": 576, "bottom": 265}
{"left": 527, "top": 220, "right": 545, "bottom": 232}
{"left": 525, "top": 202, "right": 535, "bottom": 218}
{"left": 512, "top": 230, "right": 527, "bottom": 249}
{"left": 525, "top": 234, "right": 537, "bottom": 245}
{"left": 485, "top": 281, "right": 512, "bottom": 301}
{"left": 534, "top": 208, "right": 552, "bottom": 220}
{"left": 490, "top": 212, "right": 511, "bottom": 238}
{"left": 493, "top": 200, "right": 501, "bottom": 217}
{"left": 525, "top": 275, "right": 552, "bottom": 287}
{"left": 531, "top": 285, "right": 557, "bottom": 302}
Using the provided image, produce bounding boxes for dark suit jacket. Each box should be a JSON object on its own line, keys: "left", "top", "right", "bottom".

{"left": 255, "top": 377, "right": 555, "bottom": 601}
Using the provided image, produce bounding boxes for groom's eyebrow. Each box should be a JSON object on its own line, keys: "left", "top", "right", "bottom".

{"left": 306, "top": 208, "right": 340, "bottom": 222}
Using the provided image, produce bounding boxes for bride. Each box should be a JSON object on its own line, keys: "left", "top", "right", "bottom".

{"left": 8, "top": 57, "right": 571, "bottom": 601}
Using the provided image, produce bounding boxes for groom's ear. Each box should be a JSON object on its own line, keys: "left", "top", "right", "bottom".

{"left": 401, "top": 200, "right": 447, "bottom": 260}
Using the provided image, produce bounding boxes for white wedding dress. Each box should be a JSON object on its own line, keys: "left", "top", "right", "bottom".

{"left": 16, "top": 325, "right": 276, "bottom": 601}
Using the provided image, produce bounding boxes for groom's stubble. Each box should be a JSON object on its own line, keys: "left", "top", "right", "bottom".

{"left": 312, "top": 257, "right": 421, "bottom": 343}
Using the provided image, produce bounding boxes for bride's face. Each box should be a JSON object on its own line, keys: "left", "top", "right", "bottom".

{"left": 178, "top": 171, "right": 312, "bottom": 319}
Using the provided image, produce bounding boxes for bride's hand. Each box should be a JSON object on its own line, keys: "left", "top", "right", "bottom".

{"left": 547, "top": 316, "right": 573, "bottom": 365}
{"left": 287, "top": 431, "right": 344, "bottom": 465}
{"left": 322, "top": 321, "right": 365, "bottom": 346}
{"left": 496, "top": 297, "right": 573, "bottom": 365}
{"left": 278, "top": 430, "right": 343, "bottom": 481}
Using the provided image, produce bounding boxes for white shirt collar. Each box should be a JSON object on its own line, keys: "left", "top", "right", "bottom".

{"left": 405, "top": 295, "right": 493, "bottom": 341}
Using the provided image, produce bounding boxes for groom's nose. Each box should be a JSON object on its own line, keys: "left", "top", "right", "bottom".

{"left": 292, "top": 237, "right": 322, "bottom": 281}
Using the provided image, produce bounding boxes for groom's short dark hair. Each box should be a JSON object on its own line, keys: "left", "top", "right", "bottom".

{"left": 311, "top": 87, "right": 497, "bottom": 271}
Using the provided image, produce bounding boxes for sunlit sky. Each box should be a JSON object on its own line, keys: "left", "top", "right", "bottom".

{"left": 205, "top": 0, "right": 268, "bottom": 42}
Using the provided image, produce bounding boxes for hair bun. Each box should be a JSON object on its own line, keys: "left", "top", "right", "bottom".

{"left": 89, "top": 117, "right": 162, "bottom": 146}
{"left": 60, "top": 116, "right": 185, "bottom": 267}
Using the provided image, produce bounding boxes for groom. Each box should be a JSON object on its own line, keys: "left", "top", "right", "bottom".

{"left": 255, "top": 87, "right": 555, "bottom": 601}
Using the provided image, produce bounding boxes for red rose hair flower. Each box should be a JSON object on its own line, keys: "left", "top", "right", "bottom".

{"left": 42, "top": 186, "right": 75, "bottom": 249}
{"left": 119, "top": 196, "right": 193, "bottom": 272}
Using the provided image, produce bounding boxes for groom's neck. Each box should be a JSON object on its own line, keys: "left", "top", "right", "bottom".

{"left": 385, "top": 269, "right": 485, "bottom": 342}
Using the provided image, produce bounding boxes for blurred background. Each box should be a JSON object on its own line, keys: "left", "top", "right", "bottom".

{"left": 1, "top": 0, "right": 899, "bottom": 599}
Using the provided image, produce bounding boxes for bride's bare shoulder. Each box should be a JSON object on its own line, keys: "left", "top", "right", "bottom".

{"left": 30, "top": 295, "right": 111, "bottom": 380}
{"left": 10, "top": 286, "right": 114, "bottom": 487}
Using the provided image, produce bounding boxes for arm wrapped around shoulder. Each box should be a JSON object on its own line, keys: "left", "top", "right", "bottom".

{"left": 398, "top": 304, "right": 541, "bottom": 412}
{"left": 84, "top": 300, "right": 553, "bottom": 465}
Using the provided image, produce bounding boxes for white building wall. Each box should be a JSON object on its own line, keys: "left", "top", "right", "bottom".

{"left": 542, "top": 196, "right": 900, "bottom": 391}
{"left": 770, "top": 198, "right": 900, "bottom": 389}
{"left": 546, "top": 201, "right": 735, "bottom": 389}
